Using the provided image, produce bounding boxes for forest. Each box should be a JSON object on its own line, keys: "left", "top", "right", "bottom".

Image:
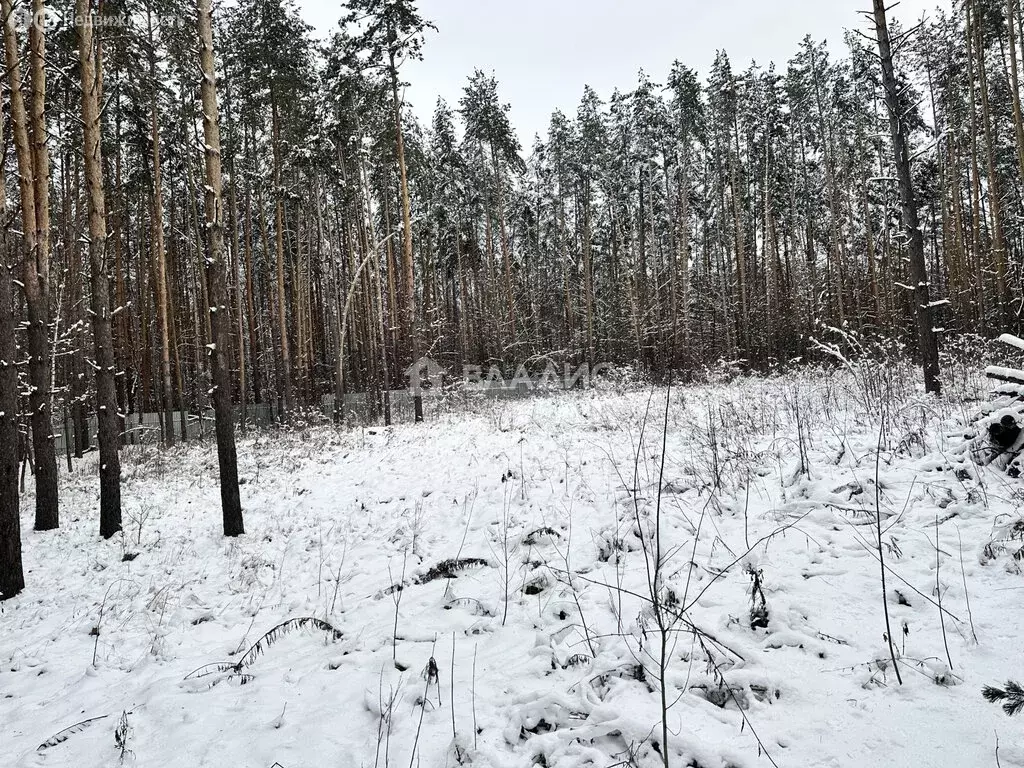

{"left": 3, "top": 0, "right": 1023, "bottom": 544}
{"left": 2, "top": 1, "right": 1024, "bottom": 765}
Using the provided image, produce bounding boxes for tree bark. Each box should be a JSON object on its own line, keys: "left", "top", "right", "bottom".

{"left": 1006, "top": 0, "right": 1024, "bottom": 183}
{"left": 271, "top": 98, "right": 294, "bottom": 416}
{"left": 243, "top": 183, "right": 260, "bottom": 407}
{"left": 3, "top": 0, "right": 58, "bottom": 530}
{"left": 147, "top": 9, "right": 176, "bottom": 446}
{"left": 873, "top": 0, "right": 942, "bottom": 394}
{"left": 0, "top": 84, "right": 23, "bottom": 596}
{"left": 971, "top": 0, "right": 1010, "bottom": 320}
{"left": 582, "top": 179, "right": 596, "bottom": 368}
{"left": 198, "top": 0, "right": 244, "bottom": 536}
{"left": 77, "top": 0, "right": 122, "bottom": 538}
{"left": 390, "top": 51, "right": 422, "bottom": 422}
{"left": 0, "top": 251, "right": 21, "bottom": 599}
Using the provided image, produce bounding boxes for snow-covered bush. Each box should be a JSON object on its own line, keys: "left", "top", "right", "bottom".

{"left": 939, "top": 333, "right": 991, "bottom": 404}
{"left": 808, "top": 325, "right": 916, "bottom": 419}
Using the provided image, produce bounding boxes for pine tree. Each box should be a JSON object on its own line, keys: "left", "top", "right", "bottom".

{"left": 76, "top": 0, "right": 123, "bottom": 539}
{"left": 666, "top": 62, "right": 704, "bottom": 366}
{"left": 0, "top": 191, "right": 22, "bottom": 600}
{"left": 873, "top": 0, "right": 943, "bottom": 394}
{"left": 3, "top": 0, "right": 58, "bottom": 531}
{"left": 460, "top": 70, "right": 525, "bottom": 349}
{"left": 199, "top": 0, "right": 244, "bottom": 536}
{"left": 224, "top": 0, "right": 317, "bottom": 416}
{"left": 342, "top": 0, "right": 434, "bottom": 421}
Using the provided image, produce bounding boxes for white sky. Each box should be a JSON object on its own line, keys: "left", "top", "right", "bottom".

{"left": 300, "top": 0, "right": 945, "bottom": 144}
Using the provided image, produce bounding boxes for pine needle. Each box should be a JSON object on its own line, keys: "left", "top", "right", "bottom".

{"left": 982, "top": 681, "right": 1024, "bottom": 716}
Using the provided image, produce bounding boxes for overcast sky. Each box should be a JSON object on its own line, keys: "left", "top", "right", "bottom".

{"left": 299, "top": 0, "right": 947, "bottom": 144}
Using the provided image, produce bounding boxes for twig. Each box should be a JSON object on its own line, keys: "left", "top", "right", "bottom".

{"left": 840, "top": 517, "right": 962, "bottom": 622}
{"left": 956, "top": 525, "right": 978, "bottom": 643}
{"left": 472, "top": 643, "right": 479, "bottom": 750}
{"left": 446, "top": 490, "right": 477, "bottom": 599}
{"left": 408, "top": 650, "right": 436, "bottom": 768}
{"left": 654, "top": 385, "right": 671, "bottom": 768}
{"left": 450, "top": 632, "right": 457, "bottom": 741}
{"left": 388, "top": 552, "right": 408, "bottom": 666}
{"left": 935, "top": 516, "right": 953, "bottom": 670}
{"left": 876, "top": 416, "right": 903, "bottom": 685}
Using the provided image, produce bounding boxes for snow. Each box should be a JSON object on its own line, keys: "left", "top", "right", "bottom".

{"left": 997, "top": 334, "right": 1024, "bottom": 353}
{"left": 985, "top": 366, "right": 1024, "bottom": 384}
{"left": 3, "top": 372, "right": 1024, "bottom": 768}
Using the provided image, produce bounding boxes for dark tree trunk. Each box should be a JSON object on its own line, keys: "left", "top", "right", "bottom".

{"left": 0, "top": 0, "right": 24, "bottom": 602}
{"left": 198, "top": 0, "right": 243, "bottom": 536}
{"left": 3, "top": 0, "right": 58, "bottom": 530}
{"left": 77, "top": 0, "right": 122, "bottom": 539}
{"left": 389, "top": 52, "right": 422, "bottom": 422}
{"left": 873, "top": 0, "right": 942, "bottom": 394}
{"left": 0, "top": 253, "right": 24, "bottom": 600}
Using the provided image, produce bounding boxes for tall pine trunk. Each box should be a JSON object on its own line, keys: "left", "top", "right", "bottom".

{"left": 198, "top": 0, "right": 244, "bottom": 537}
{"left": 1006, "top": 0, "right": 1024, "bottom": 183}
{"left": 873, "top": 0, "right": 942, "bottom": 394}
{"left": 271, "top": 99, "right": 294, "bottom": 416}
{"left": 0, "top": 97, "right": 23, "bottom": 596}
{"left": 971, "top": 0, "right": 1010, "bottom": 320}
{"left": 3, "top": 0, "right": 58, "bottom": 530}
{"left": 390, "top": 52, "right": 422, "bottom": 422}
{"left": 147, "top": 10, "right": 175, "bottom": 446}
{"left": 77, "top": 0, "right": 122, "bottom": 538}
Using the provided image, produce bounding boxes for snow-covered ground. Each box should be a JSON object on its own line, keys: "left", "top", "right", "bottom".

{"left": 4, "top": 368, "right": 1024, "bottom": 768}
